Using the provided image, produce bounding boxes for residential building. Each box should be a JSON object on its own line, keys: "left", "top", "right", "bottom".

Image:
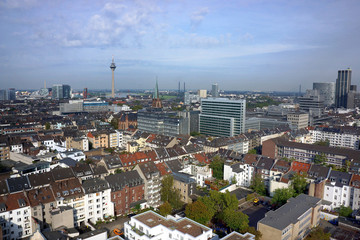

{"left": 135, "top": 162, "right": 162, "bottom": 208}
{"left": 335, "top": 68, "right": 352, "bottom": 108}
{"left": 105, "top": 171, "right": 144, "bottom": 216}
{"left": 87, "top": 131, "right": 109, "bottom": 149}
{"left": 310, "top": 126, "right": 360, "bottom": 150}
{"left": 323, "top": 170, "right": 352, "bottom": 210}
{"left": 0, "top": 142, "right": 10, "bottom": 160}
{"left": 262, "top": 137, "right": 360, "bottom": 167}
{"left": 0, "top": 192, "right": 33, "bottom": 240}
{"left": 258, "top": 194, "right": 323, "bottom": 240}
{"left": 200, "top": 98, "right": 246, "bottom": 137}
{"left": 224, "top": 161, "right": 248, "bottom": 187}
{"left": 313, "top": 82, "right": 336, "bottom": 107}
{"left": 172, "top": 172, "right": 196, "bottom": 204}
{"left": 82, "top": 178, "right": 114, "bottom": 223}
{"left": 287, "top": 112, "right": 309, "bottom": 129}
{"left": 66, "top": 136, "right": 89, "bottom": 152}
{"left": 124, "top": 210, "right": 216, "bottom": 240}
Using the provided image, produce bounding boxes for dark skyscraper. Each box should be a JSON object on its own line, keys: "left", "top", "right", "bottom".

{"left": 335, "top": 68, "right": 352, "bottom": 108}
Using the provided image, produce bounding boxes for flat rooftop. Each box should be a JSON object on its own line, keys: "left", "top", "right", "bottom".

{"left": 133, "top": 211, "right": 210, "bottom": 238}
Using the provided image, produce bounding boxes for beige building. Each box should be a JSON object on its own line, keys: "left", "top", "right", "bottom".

{"left": 66, "top": 136, "right": 89, "bottom": 151}
{"left": 172, "top": 172, "right": 196, "bottom": 204}
{"left": 258, "top": 194, "right": 323, "bottom": 240}
{"left": 87, "top": 131, "right": 109, "bottom": 149}
{"left": 0, "top": 142, "right": 10, "bottom": 160}
{"left": 287, "top": 113, "right": 309, "bottom": 130}
{"left": 198, "top": 89, "right": 207, "bottom": 98}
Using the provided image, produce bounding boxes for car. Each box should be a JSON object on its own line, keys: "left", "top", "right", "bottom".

{"left": 113, "top": 228, "right": 123, "bottom": 236}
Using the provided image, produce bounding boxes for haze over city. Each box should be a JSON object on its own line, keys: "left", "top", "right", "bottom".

{"left": 1, "top": 0, "right": 359, "bottom": 90}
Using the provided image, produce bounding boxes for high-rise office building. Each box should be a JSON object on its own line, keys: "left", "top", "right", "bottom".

{"left": 200, "top": 98, "right": 246, "bottom": 137}
{"left": 212, "top": 83, "right": 219, "bottom": 98}
{"left": 313, "top": 82, "right": 335, "bottom": 106}
{"left": 335, "top": 68, "right": 352, "bottom": 108}
{"left": 52, "top": 84, "right": 71, "bottom": 99}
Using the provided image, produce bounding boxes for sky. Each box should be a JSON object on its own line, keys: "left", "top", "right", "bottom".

{"left": 0, "top": 0, "right": 359, "bottom": 91}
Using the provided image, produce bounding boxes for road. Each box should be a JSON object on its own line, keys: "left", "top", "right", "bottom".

{"left": 241, "top": 204, "right": 269, "bottom": 228}
{"left": 96, "top": 216, "right": 130, "bottom": 237}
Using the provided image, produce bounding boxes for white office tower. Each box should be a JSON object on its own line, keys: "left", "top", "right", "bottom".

{"left": 200, "top": 98, "right": 246, "bottom": 137}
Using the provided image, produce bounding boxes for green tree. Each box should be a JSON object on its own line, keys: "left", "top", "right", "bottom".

{"left": 185, "top": 201, "right": 213, "bottom": 225}
{"left": 223, "top": 209, "right": 249, "bottom": 232}
{"left": 190, "top": 131, "right": 201, "bottom": 136}
{"left": 115, "top": 168, "right": 122, "bottom": 174}
{"left": 314, "top": 153, "right": 327, "bottom": 165}
{"left": 250, "top": 174, "right": 266, "bottom": 196}
{"left": 160, "top": 175, "right": 183, "bottom": 210}
{"left": 305, "top": 227, "right": 331, "bottom": 240}
{"left": 209, "top": 156, "right": 225, "bottom": 180}
{"left": 291, "top": 173, "right": 308, "bottom": 196}
{"left": 110, "top": 118, "right": 118, "bottom": 129}
{"left": 231, "top": 176, "right": 237, "bottom": 185}
{"left": 158, "top": 201, "right": 172, "bottom": 216}
{"left": 45, "top": 122, "right": 51, "bottom": 130}
{"left": 314, "top": 139, "right": 330, "bottom": 147}
{"left": 243, "top": 227, "right": 262, "bottom": 240}
{"left": 271, "top": 188, "right": 295, "bottom": 207}
{"left": 338, "top": 205, "right": 353, "bottom": 217}
{"left": 131, "top": 105, "right": 143, "bottom": 111}
{"left": 248, "top": 149, "right": 257, "bottom": 154}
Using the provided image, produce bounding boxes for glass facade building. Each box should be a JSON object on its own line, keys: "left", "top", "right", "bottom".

{"left": 335, "top": 68, "right": 352, "bottom": 108}
{"left": 200, "top": 98, "right": 246, "bottom": 137}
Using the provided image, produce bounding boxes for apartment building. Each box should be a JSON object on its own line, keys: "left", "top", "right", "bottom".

{"left": 109, "top": 130, "right": 118, "bottom": 148}
{"left": 258, "top": 194, "right": 323, "bottom": 240}
{"left": 172, "top": 172, "right": 196, "bottom": 204}
{"left": 310, "top": 127, "right": 360, "bottom": 150}
{"left": 0, "top": 142, "right": 10, "bottom": 160}
{"left": 105, "top": 171, "right": 144, "bottom": 216}
{"left": 224, "top": 161, "right": 249, "bottom": 187}
{"left": 323, "top": 171, "right": 352, "bottom": 210}
{"left": 135, "top": 162, "right": 162, "bottom": 208}
{"left": 124, "top": 210, "right": 216, "bottom": 240}
{"left": 0, "top": 192, "right": 32, "bottom": 240}
{"left": 82, "top": 178, "right": 114, "bottom": 223}
{"left": 65, "top": 136, "right": 89, "bottom": 151}
{"left": 87, "top": 131, "right": 109, "bottom": 148}
{"left": 262, "top": 137, "right": 360, "bottom": 167}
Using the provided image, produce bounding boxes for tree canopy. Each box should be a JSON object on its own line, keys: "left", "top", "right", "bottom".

{"left": 291, "top": 173, "right": 308, "bottom": 196}
{"left": 338, "top": 205, "right": 353, "bottom": 217}
{"left": 305, "top": 227, "right": 331, "bottom": 240}
{"left": 160, "top": 175, "right": 183, "bottom": 210}
{"left": 250, "top": 174, "right": 266, "bottom": 196}
{"left": 158, "top": 201, "right": 172, "bottom": 216}
{"left": 209, "top": 156, "right": 225, "bottom": 180}
{"left": 271, "top": 187, "right": 295, "bottom": 207}
{"left": 185, "top": 201, "right": 213, "bottom": 225}
{"left": 223, "top": 208, "right": 249, "bottom": 232}
{"left": 314, "top": 153, "right": 328, "bottom": 165}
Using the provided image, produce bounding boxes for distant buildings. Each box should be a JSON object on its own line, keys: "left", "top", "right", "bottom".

{"left": 0, "top": 88, "right": 16, "bottom": 101}
{"left": 137, "top": 110, "right": 190, "bottom": 136}
{"left": 52, "top": 84, "right": 71, "bottom": 99}
{"left": 313, "top": 82, "right": 335, "bottom": 106}
{"left": 211, "top": 83, "right": 219, "bottom": 97}
{"left": 286, "top": 112, "right": 309, "bottom": 130}
{"left": 200, "top": 98, "right": 246, "bottom": 137}
{"left": 335, "top": 68, "right": 352, "bottom": 108}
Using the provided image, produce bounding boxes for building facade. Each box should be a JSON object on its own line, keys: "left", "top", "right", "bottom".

{"left": 335, "top": 68, "right": 352, "bottom": 108}
{"left": 200, "top": 98, "right": 246, "bottom": 137}
{"left": 313, "top": 82, "right": 336, "bottom": 107}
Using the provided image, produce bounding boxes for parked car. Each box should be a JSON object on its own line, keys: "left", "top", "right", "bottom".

{"left": 113, "top": 228, "right": 123, "bottom": 236}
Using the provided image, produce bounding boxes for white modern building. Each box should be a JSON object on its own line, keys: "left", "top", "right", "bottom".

{"left": 58, "top": 149, "right": 86, "bottom": 161}
{"left": 124, "top": 211, "right": 216, "bottom": 240}
{"left": 223, "top": 161, "right": 254, "bottom": 187}
{"left": 200, "top": 98, "right": 246, "bottom": 137}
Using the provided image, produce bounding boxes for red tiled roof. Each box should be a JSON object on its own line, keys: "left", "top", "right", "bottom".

{"left": 291, "top": 161, "right": 311, "bottom": 174}
{"left": 156, "top": 162, "right": 172, "bottom": 176}
{"left": 350, "top": 174, "right": 360, "bottom": 188}
{"left": 0, "top": 192, "right": 30, "bottom": 211}
{"left": 194, "top": 153, "right": 210, "bottom": 164}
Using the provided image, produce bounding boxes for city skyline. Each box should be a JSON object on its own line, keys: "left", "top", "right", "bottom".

{"left": 0, "top": 0, "right": 359, "bottom": 91}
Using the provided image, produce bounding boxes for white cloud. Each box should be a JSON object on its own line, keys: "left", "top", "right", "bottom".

{"left": 0, "top": 0, "right": 37, "bottom": 9}
{"left": 190, "top": 7, "right": 209, "bottom": 29}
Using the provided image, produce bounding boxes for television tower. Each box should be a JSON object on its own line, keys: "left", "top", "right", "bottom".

{"left": 110, "top": 56, "right": 116, "bottom": 98}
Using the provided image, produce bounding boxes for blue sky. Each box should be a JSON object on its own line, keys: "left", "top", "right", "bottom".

{"left": 0, "top": 0, "right": 359, "bottom": 91}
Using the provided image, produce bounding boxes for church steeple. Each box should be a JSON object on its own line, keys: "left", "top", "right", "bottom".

{"left": 152, "top": 78, "right": 162, "bottom": 108}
